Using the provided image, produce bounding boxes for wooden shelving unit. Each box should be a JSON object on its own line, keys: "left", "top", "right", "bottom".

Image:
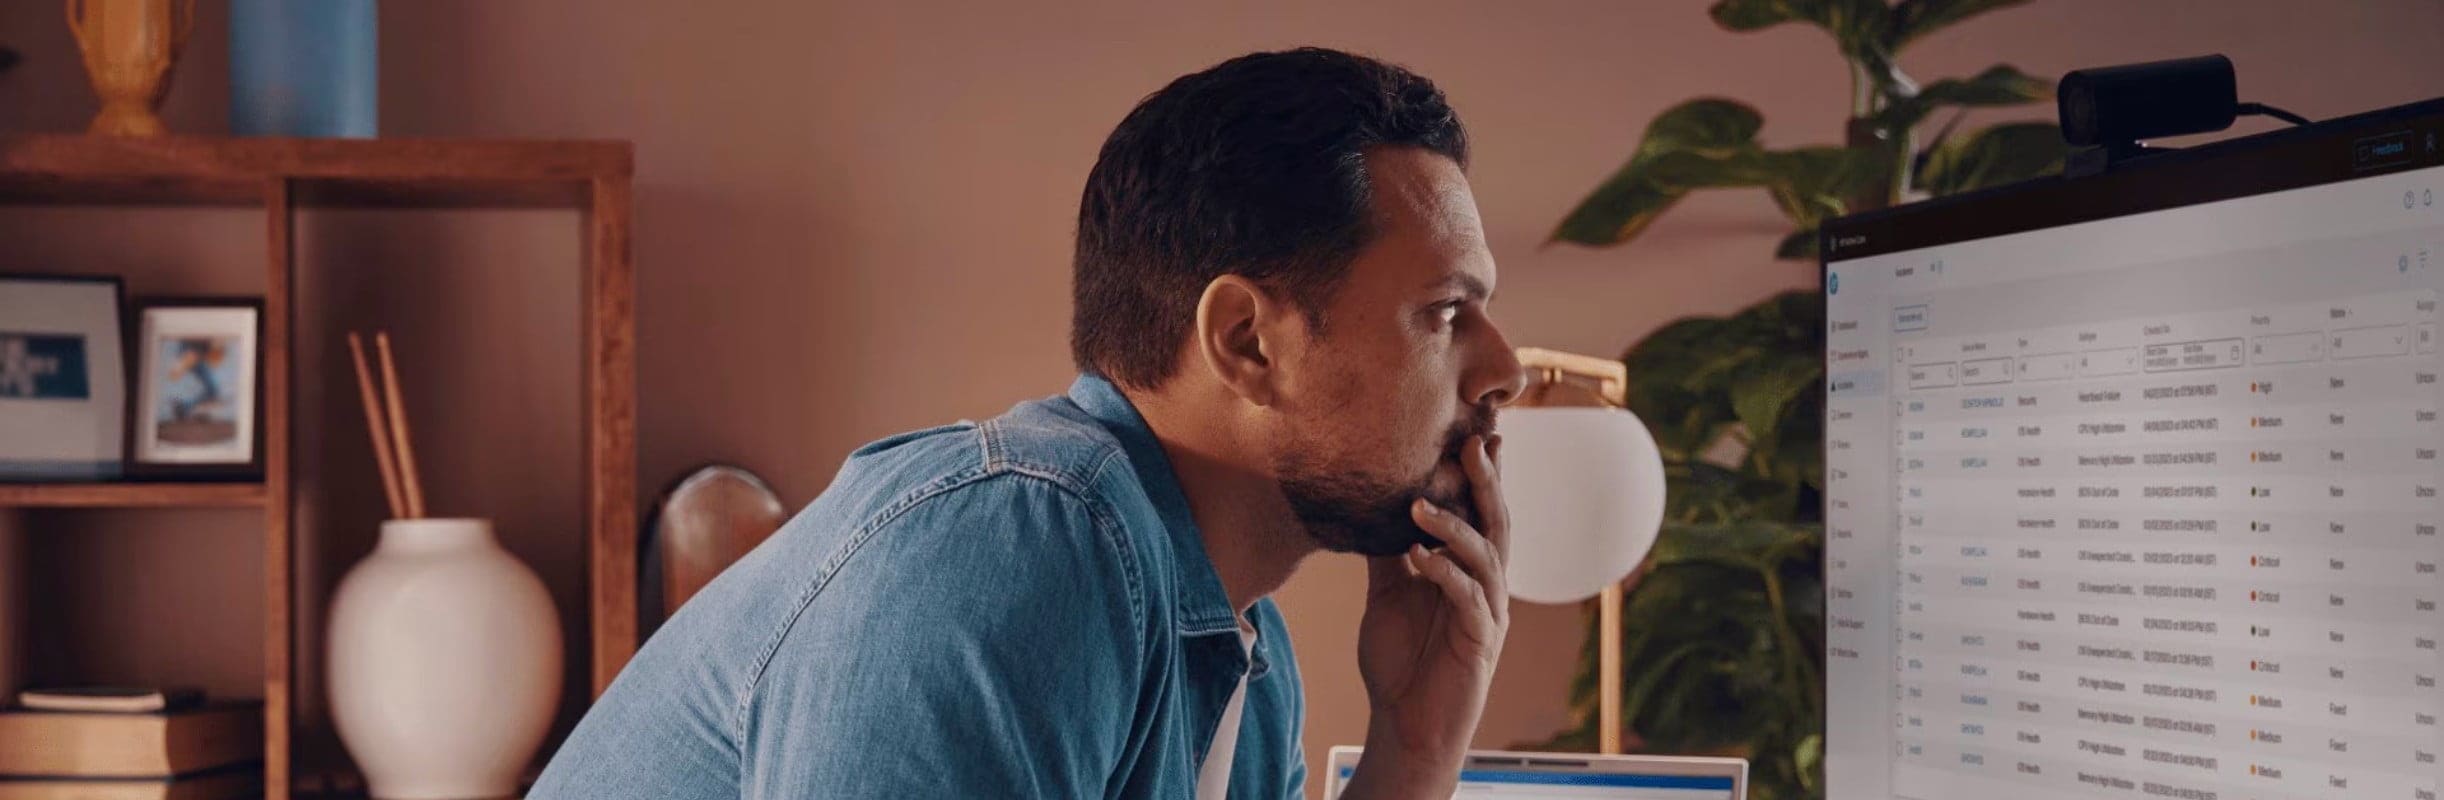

{"left": 0, "top": 135, "right": 638, "bottom": 800}
{"left": 0, "top": 482, "right": 268, "bottom": 508}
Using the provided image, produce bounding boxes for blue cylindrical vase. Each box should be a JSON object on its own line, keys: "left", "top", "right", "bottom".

{"left": 229, "top": 0, "right": 378, "bottom": 138}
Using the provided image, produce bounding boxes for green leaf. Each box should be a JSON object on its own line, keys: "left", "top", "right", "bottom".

{"left": 1651, "top": 521, "right": 1804, "bottom": 570}
{"left": 1608, "top": 522, "right": 1827, "bottom": 755}
{"left": 1916, "top": 121, "right": 2067, "bottom": 196}
{"left": 1758, "top": 146, "right": 1887, "bottom": 226}
{"left": 1888, "top": 0, "right": 2032, "bottom": 50}
{"left": 1641, "top": 97, "right": 1767, "bottom": 155}
{"left": 1622, "top": 318, "right": 1746, "bottom": 450}
{"left": 1714, "top": 0, "right": 1898, "bottom": 102}
{"left": 1876, "top": 64, "right": 2051, "bottom": 132}
{"left": 1795, "top": 734, "right": 1824, "bottom": 791}
{"left": 1622, "top": 291, "right": 1820, "bottom": 453}
{"left": 1550, "top": 100, "right": 1770, "bottom": 247}
{"left": 1775, "top": 228, "right": 1818, "bottom": 260}
{"left": 1619, "top": 290, "right": 1825, "bottom": 524}
{"left": 1614, "top": 562, "right": 1785, "bottom": 750}
{"left": 1729, "top": 352, "right": 1823, "bottom": 474}
{"left": 1773, "top": 397, "right": 1826, "bottom": 517}
{"left": 1526, "top": 519, "right": 1828, "bottom": 795}
{"left": 1665, "top": 462, "right": 1806, "bottom": 524}
{"left": 1917, "top": 64, "right": 2051, "bottom": 108}
{"left": 1710, "top": 0, "right": 1891, "bottom": 54}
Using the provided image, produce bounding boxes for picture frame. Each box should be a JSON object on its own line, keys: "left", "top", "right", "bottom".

{"left": 128, "top": 297, "right": 265, "bottom": 478}
{"left": 0, "top": 274, "right": 127, "bottom": 481}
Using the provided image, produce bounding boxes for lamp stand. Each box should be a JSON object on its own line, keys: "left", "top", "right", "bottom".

{"left": 1599, "top": 581, "right": 1623, "bottom": 755}
{"left": 1512, "top": 347, "right": 1637, "bottom": 756}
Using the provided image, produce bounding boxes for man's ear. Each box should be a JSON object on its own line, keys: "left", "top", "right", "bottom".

{"left": 1192, "top": 275, "right": 1294, "bottom": 407}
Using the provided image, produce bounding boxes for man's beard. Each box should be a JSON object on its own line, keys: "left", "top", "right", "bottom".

{"left": 1276, "top": 404, "right": 1497, "bottom": 557}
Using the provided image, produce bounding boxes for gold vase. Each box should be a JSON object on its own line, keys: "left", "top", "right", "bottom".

{"left": 67, "top": 0, "right": 195, "bottom": 137}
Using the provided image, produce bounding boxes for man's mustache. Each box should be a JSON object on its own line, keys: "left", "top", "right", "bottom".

{"left": 1440, "top": 404, "right": 1499, "bottom": 461}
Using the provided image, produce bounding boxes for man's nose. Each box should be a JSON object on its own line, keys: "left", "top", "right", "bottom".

{"left": 1471, "top": 328, "right": 1527, "bottom": 409}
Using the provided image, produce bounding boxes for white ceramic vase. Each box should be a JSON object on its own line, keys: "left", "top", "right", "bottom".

{"left": 328, "top": 518, "right": 561, "bottom": 800}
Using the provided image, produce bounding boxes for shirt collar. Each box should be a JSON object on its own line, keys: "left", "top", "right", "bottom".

{"left": 1067, "top": 374, "right": 1245, "bottom": 638}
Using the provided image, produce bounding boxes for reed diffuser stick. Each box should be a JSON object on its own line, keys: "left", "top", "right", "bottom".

{"left": 375, "top": 332, "right": 427, "bottom": 519}
{"left": 346, "top": 332, "right": 405, "bottom": 519}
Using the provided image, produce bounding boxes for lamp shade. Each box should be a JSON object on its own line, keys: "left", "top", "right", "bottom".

{"left": 1498, "top": 406, "right": 1668, "bottom": 604}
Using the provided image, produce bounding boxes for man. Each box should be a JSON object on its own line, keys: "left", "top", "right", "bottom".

{"left": 531, "top": 47, "right": 1527, "bottom": 799}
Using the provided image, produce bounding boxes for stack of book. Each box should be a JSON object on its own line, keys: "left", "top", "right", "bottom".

{"left": 0, "top": 689, "right": 262, "bottom": 800}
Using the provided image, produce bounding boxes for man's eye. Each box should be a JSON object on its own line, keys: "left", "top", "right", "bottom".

{"left": 1433, "top": 304, "right": 1461, "bottom": 326}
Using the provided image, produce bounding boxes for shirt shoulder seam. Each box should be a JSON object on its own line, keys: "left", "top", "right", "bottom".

{"left": 726, "top": 462, "right": 989, "bottom": 744}
{"left": 725, "top": 447, "right": 1147, "bottom": 751}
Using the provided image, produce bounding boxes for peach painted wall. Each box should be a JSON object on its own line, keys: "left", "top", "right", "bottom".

{"left": 3, "top": 0, "right": 2441, "bottom": 790}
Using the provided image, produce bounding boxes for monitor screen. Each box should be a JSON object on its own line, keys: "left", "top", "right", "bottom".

{"left": 1822, "top": 98, "right": 2444, "bottom": 800}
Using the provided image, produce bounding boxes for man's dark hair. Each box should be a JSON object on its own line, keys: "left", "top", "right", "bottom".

{"left": 1070, "top": 47, "right": 1470, "bottom": 390}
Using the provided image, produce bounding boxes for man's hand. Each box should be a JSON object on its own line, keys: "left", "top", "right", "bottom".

{"left": 1343, "top": 434, "right": 1508, "bottom": 799}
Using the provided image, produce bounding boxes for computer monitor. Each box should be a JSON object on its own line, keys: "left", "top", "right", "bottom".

{"left": 1322, "top": 747, "right": 1747, "bottom": 799}
{"left": 1821, "top": 96, "right": 2444, "bottom": 800}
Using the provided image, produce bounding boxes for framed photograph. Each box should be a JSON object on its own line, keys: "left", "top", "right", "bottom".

{"left": 130, "top": 298, "right": 264, "bottom": 477}
{"left": 0, "top": 274, "right": 126, "bottom": 481}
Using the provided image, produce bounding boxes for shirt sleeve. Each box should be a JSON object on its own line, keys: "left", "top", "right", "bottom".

{"left": 738, "top": 472, "right": 1148, "bottom": 799}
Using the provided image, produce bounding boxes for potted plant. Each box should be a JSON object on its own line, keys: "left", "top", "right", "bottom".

{"left": 1529, "top": 2, "right": 2069, "bottom": 798}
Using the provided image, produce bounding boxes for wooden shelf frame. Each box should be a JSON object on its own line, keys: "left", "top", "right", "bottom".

{"left": 0, "top": 482, "right": 268, "bottom": 508}
{"left": 0, "top": 135, "right": 629, "bottom": 208}
{"left": 0, "top": 135, "right": 637, "bottom": 800}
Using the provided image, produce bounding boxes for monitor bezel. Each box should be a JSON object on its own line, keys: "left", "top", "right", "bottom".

{"left": 1822, "top": 95, "right": 2444, "bottom": 265}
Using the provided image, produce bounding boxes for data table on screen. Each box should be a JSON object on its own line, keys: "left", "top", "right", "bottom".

{"left": 1826, "top": 160, "right": 2444, "bottom": 800}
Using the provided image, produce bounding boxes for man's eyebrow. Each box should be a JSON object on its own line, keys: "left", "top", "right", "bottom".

{"left": 1425, "top": 273, "right": 1493, "bottom": 302}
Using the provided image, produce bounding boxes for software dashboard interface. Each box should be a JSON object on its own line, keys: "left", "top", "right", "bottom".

{"left": 1824, "top": 111, "right": 2444, "bottom": 800}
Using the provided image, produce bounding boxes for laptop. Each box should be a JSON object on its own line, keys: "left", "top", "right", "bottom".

{"left": 1323, "top": 746, "right": 1748, "bottom": 799}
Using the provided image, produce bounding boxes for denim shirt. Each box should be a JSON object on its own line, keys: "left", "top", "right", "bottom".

{"left": 530, "top": 376, "right": 1307, "bottom": 799}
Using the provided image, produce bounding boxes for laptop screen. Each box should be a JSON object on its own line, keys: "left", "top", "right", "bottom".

{"left": 1334, "top": 767, "right": 1738, "bottom": 799}
{"left": 1324, "top": 749, "right": 1746, "bottom": 800}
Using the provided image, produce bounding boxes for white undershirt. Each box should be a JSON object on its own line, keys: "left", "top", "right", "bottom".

{"left": 1194, "top": 625, "right": 1260, "bottom": 800}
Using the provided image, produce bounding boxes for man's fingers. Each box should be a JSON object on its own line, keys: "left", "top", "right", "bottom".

{"left": 1414, "top": 498, "right": 1501, "bottom": 584}
{"left": 1405, "top": 545, "right": 1491, "bottom": 625}
{"left": 1463, "top": 435, "right": 1511, "bottom": 561}
{"left": 1411, "top": 500, "right": 1507, "bottom": 624}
